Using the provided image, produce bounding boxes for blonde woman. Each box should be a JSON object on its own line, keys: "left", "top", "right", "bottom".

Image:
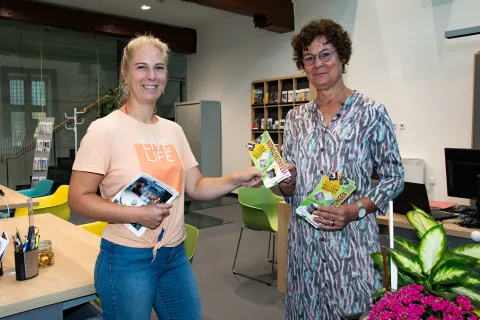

{"left": 69, "top": 35, "right": 262, "bottom": 320}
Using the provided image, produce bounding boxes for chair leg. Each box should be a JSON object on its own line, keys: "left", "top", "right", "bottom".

{"left": 268, "top": 232, "right": 272, "bottom": 262}
{"left": 232, "top": 227, "right": 276, "bottom": 286}
{"left": 232, "top": 225, "right": 245, "bottom": 273}
{"left": 271, "top": 232, "right": 276, "bottom": 285}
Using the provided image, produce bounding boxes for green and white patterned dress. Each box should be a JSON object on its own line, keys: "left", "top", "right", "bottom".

{"left": 282, "top": 91, "right": 404, "bottom": 319}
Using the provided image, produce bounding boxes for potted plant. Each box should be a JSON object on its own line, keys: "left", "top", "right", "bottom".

{"left": 96, "top": 87, "right": 120, "bottom": 118}
{"left": 368, "top": 206, "right": 480, "bottom": 319}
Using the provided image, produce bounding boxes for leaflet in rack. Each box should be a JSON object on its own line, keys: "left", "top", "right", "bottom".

{"left": 246, "top": 131, "right": 291, "bottom": 188}
{"left": 111, "top": 173, "right": 179, "bottom": 237}
{"left": 296, "top": 173, "right": 356, "bottom": 228}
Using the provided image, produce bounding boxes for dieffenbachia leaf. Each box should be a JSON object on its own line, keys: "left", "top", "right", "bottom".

{"left": 398, "top": 271, "right": 416, "bottom": 286}
{"left": 452, "top": 244, "right": 480, "bottom": 260}
{"left": 406, "top": 209, "right": 439, "bottom": 239}
{"left": 413, "top": 205, "right": 433, "bottom": 219}
{"left": 434, "top": 251, "right": 478, "bottom": 272}
{"left": 461, "top": 271, "right": 480, "bottom": 288}
{"left": 419, "top": 225, "right": 447, "bottom": 274}
{"left": 451, "top": 286, "right": 480, "bottom": 308}
{"left": 372, "top": 288, "right": 386, "bottom": 300}
{"left": 394, "top": 236, "right": 419, "bottom": 255}
{"left": 384, "top": 247, "right": 424, "bottom": 278}
{"left": 429, "top": 288, "right": 458, "bottom": 301}
{"left": 371, "top": 252, "right": 386, "bottom": 269}
{"left": 430, "top": 260, "right": 469, "bottom": 285}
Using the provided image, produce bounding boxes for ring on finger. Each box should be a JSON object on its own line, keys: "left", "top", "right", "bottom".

{"left": 331, "top": 220, "right": 335, "bottom": 227}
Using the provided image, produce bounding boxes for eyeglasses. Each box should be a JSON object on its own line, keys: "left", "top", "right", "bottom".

{"left": 303, "top": 50, "right": 337, "bottom": 66}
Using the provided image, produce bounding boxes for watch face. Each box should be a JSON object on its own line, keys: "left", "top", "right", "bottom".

{"left": 359, "top": 208, "right": 366, "bottom": 218}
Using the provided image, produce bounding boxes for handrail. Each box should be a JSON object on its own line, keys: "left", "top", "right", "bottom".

{"left": 0, "top": 89, "right": 118, "bottom": 161}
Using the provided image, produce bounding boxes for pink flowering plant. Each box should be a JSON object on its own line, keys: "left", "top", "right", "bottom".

{"left": 370, "top": 206, "right": 480, "bottom": 317}
{"left": 369, "top": 283, "right": 478, "bottom": 319}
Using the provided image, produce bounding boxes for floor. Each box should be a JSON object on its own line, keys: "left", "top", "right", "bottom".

{"left": 68, "top": 195, "right": 286, "bottom": 320}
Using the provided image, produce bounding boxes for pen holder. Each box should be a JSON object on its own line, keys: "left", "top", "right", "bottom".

{"left": 14, "top": 248, "right": 39, "bottom": 281}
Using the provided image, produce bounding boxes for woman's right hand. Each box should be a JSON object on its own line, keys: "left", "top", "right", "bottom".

{"left": 278, "top": 163, "right": 297, "bottom": 196}
{"left": 134, "top": 203, "right": 172, "bottom": 229}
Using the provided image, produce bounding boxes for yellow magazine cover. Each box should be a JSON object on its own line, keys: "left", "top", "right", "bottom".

{"left": 296, "top": 173, "right": 356, "bottom": 228}
{"left": 246, "top": 131, "right": 291, "bottom": 188}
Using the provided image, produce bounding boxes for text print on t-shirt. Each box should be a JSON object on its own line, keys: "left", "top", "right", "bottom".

{"left": 134, "top": 139, "right": 183, "bottom": 193}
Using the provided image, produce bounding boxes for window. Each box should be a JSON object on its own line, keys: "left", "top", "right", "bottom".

{"left": 32, "top": 80, "right": 46, "bottom": 106}
{"left": 32, "top": 112, "right": 47, "bottom": 120}
{"left": 9, "top": 80, "right": 25, "bottom": 105}
{"left": 11, "top": 111, "right": 26, "bottom": 146}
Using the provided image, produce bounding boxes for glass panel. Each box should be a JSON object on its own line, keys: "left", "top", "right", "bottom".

{"left": 31, "top": 80, "right": 46, "bottom": 106}
{"left": 9, "top": 79, "right": 24, "bottom": 105}
{"left": 0, "top": 19, "right": 188, "bottom": 190}
{"left": 11, "top": 111, "right": 25, "bottom": 146}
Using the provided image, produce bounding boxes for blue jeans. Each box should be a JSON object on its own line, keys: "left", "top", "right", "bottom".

{"left": 94, "top": 233, "right": 202, "bottom": 320}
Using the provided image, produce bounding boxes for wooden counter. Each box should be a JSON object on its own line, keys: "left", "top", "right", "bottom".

{"left": 0, "top": 184, "right": 39, "bottom": 211}
{"left": 0, "top": 214, "right": 100, "bottom": 319}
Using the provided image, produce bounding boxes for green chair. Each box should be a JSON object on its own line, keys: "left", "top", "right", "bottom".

{"left": 232, "top": 186, "right": 283, "bottom": 286}
{"left": 185, "top": 223, "right": 199, "bottom": 263}
{"left": 18, "top": 179, "right": 54, "bottom": 198}
{"left": 15, "top": 185, "right": 70, "bottom": 221}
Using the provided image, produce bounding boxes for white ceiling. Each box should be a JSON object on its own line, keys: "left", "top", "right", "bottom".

{"left": 34, "top": 0, "right": 232, "bottom": 29}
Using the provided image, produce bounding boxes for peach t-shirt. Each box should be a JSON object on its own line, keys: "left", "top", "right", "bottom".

{"left": 72, "top": 110, "right": 197, "bottom": 255}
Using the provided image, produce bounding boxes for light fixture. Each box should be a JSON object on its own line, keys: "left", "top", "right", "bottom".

{"left": 141, "top": 5, "right": 151, "bottom": 10}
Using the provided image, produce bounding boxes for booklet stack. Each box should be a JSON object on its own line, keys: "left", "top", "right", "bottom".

{"left": 296, "top": 173, "right": 356, "bottom": 228}
{"left": 112, "top": 173, "right": 179, "bottom": 237}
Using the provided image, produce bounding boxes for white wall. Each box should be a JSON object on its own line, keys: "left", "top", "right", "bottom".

{"left": 187, "top": 0, "right": 480, "bottom": 204}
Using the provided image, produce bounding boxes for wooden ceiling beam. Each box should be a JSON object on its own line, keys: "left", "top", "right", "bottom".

{"left": 181, "top": 0, "right": 294, "bottom": 33}
{"left": 0, "top": 0, "right": 197, "bottom": 54}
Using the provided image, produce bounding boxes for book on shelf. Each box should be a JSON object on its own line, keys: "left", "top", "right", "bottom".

{"left": 251, "top": 88, "right": 263, "bottom": 105}
{"left": 296, "top": 173, "right": 356, "bottom": 228}
{"left": 252, "top": 117, "right": 260, "bottom": 129}
{"left": 111, "top": 172, "right": 179, "bottom": 237}
{"left": 287, "top": 90, "right": 294, "bottom": 102}
{"left": 246, "top": 131, "right": 291, "bottom": 188}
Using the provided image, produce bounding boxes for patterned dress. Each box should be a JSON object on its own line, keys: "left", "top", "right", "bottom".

{"left": 282, "top": 91, "right": 404, "bottom": 319}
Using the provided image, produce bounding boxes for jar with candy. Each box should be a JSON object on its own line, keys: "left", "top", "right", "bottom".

{"left": 38, "top": 240, "right": 54, "bottom": 267}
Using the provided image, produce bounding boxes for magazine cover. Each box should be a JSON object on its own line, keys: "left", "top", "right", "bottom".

{"left": 296, "top": 172, "right": 356, "bottom": 228}
{"left": 246, "top": 131, "right": 291, "bottom": 188}
{"left": 112, "top": 172, "right": 180, "bottom": 237}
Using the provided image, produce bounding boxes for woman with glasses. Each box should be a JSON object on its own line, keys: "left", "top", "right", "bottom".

{"left": 278, "top": 19, "right": 404, "bottom": 319}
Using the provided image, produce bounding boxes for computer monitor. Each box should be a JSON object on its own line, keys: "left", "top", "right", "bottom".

{"left": 445, "top": 148, "right": 480, "bottom": 227}
{"left": 445, "top": 148, "right": 480, "bottom": 200}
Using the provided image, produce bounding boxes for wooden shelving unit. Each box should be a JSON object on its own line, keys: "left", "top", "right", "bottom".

{"left": 250, "top": 74, "right": 316, "bottom": 151}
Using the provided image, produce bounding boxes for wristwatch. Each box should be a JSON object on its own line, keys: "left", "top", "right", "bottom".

{"left": 355, "top": 201, "right": 367, "bottom": 219}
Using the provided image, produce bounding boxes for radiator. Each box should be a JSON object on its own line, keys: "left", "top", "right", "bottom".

{"left": 401, "top": 158, "right": 425, "bottom": 184}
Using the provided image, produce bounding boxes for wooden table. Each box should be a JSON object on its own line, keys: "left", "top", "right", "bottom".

{"left": 0, "top": 184, "right": 39, "bottom": 211}
{"left": 276, "top": 202, "right": 480, "bottom": 294}
{"left": 0, "top": 214, "right": 100, "bottom": 319}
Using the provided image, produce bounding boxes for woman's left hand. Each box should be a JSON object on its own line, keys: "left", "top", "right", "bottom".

{"left": 312, "top": 204, "right": 358, "bottom": 230}
{"left": 233, "top": 166, "right": 263, "bottom": 188}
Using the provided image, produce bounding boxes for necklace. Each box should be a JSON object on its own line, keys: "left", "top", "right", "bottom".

{"left": 124, "top": 104, "right": 157, "bottom": 123}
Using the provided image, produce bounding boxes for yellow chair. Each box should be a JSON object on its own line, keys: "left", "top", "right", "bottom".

{"left": 15, "top": 185, "right": 70, "bottom": 221}
{"left": 80, "top": 221, "right": 108, "bottom": 236}
{"left": 79, "top": 221, "right": 108, "bottom": 309}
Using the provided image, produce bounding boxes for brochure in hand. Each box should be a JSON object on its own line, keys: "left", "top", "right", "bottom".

{"left": 246, "top": 131, "right": 291, "bottom": 188}
{"left": 296, "top": 173, "right": 356, "bottom": 228}
{"left": 112, "top": 173, "right": 179, "bottom": 237}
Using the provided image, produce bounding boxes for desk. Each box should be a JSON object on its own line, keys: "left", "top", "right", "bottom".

{"left": 276, "top": 202, "right": 480, "bottom": 294}
{"left": 0, "top": 184, "right": 39, "bottom": 211}
{"left": 0, "top": 214, "right": 100, "bottom": 319}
